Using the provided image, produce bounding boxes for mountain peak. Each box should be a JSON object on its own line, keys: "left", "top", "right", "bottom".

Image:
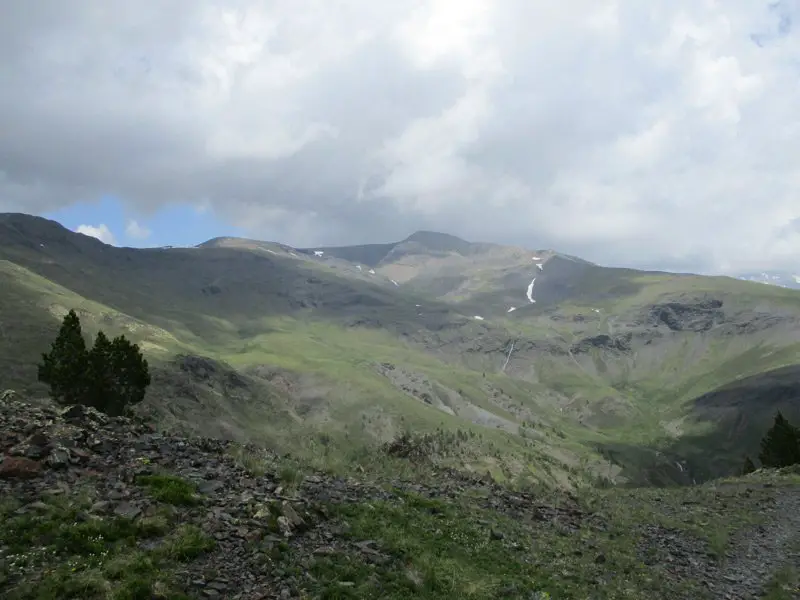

{"left": 402, "top": 231, "right": 475, "bottom": 255}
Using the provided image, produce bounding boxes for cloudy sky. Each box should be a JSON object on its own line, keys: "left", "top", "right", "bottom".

{"left": 1, "top": 1, "right": 799, "bottom": 274}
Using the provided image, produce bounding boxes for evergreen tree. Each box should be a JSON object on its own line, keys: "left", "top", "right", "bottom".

{"left": 106, "top": 334, "right": 150, "bottom": 414}
{"left": 86, "top": 332, "right": 150, "bottom": 416}
{"left": 85, "top": 330, "right": 114, "bottom": 411}
{"left": 758, "top": 411, "right": 800, "bottom": 468}
{"left": 37, "top": 309, "right": 89, "bottom": 405}
{"left": 38, "top": 310, "right": 151, "bottom": 416}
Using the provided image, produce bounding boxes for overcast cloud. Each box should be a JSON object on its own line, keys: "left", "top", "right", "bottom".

{"left": 1, "top": 0, "right": 800, "bottom": 273}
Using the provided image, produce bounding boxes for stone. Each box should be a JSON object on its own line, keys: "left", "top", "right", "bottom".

{"left": 91, "top": 500, "right": 112, "bottom": 514}
{"left": 198, "top": 480, "right": 225, "bottom": 494}
{"left": 46, "top": 446, "right": 71, "bottom": 468}
{"left": 114, "top": 501, "right": 143, "bottom": 519}
{"left": 0, "top": 455, "right": 42, "bottom": 479}
{"left": 60, "top": 404, "right": 88, "bottom": 423}
{"left": 280, "top": 501, "right": 307, "bottom": 531}
{"left": 277, "top": 516, "right": 293, "bottom": 537}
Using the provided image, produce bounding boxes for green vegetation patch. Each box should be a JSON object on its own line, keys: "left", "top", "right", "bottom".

{"left": 134, "top": 474, "right": 201, "bottom": 507}
{"left": 294, "top": 491, "right": 696, "bottom": 599}
{"left": 0, "top": 493, "right": 214, "bottom": 599}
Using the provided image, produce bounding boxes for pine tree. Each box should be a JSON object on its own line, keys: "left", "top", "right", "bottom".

{"left": 740, "top": 455, "right": 756, "bottom": 475}
{"left": 104, "top": 334, "right": 151, "bottom": 416}
{"left": 85, "top": 330, "right": 114, "bottom": 411}
{"left": 758, "top": 412, "right": 800, "bottom": 468}
{"left": 37, "top": 309, "right": 89, "bottom": 405}
{"left": 38, "top": 310, "right": 151, "bottom": 416}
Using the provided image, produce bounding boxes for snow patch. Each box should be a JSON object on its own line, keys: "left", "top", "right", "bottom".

{"left": 368, "top": 269, "right": 376, "bottom": 275}
{"left": 531, "top": 256, "right": 542, "bottom": 261}
{"left": 675, "top": 462, "right": 684, "bottom": 473}
{"left": 507, "top": 307, "right": 516, "bottom": 313}
{"left": 390, "top": 279, "right": 399, "bottom": 286}
{"left": 526, "top": 278, "right": 536, "bottom": 303}
{"left": 536, "top": 263, "right": 543, "bottom": 271}
{"left": 591, "top": 308, "right": 601, "bottom": 313}
{"left": 473, "top": 315, "right": 485, "bottom": 321}
{"left": 356, "top": 265, "right": 362, "bottom": 271}
{"left": 794, "top": 275, "right": 800, "bottom": 284}
{"left": 289, "top": 252, "right": 298, "bottom": 257}
{"left": 266, "top": 249, "right": 277, "bottom": 255}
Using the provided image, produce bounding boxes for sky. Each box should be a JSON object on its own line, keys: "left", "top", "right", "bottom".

{"left": 42, "top": 197, "right": 244, "bottom": 248}
{"left": 1, "top": 1, "right": 800, "bottom": 274}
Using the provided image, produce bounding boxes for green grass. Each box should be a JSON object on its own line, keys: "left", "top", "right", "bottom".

{"left": 0, "top": 490, "right": 215, "bottom": 600}
{"left": 287, "top": 483, "right": 765, "bottom": 599}
{"left": 134, "top": 474, "right": 200, "bottom": 507}
{"left": 4, "top": 226, "right": 800, "bottom": 489}
{"left": 763, "top": 563, "right": 800, "bottom": 599}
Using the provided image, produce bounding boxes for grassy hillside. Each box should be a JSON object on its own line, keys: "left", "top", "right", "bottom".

{"left": 2, "top": 213, "right": 800, "bottom": 487}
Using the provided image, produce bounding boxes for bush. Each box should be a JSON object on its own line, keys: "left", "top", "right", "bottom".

{"left": 38, "top": 310, "right": 151, "bottom": 416}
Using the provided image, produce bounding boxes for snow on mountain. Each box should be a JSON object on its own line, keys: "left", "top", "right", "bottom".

{"left": 736, "top": 271, "right": 800, "bottom": 290}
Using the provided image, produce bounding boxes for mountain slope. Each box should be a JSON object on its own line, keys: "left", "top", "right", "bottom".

{"left": 0, "top": 214, "right": 589, "bottom": 487}
{"left": 2, "top": 213, "right": 800, "bottom": 486}
{"left": 4, "top": 395, "right": 799, "bottom": 599}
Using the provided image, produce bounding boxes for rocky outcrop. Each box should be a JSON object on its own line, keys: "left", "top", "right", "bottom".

{"left": 648, "top": 298, "right": 724, "bottom": 332}
{"left": 571, "top": 333, "right": 632, "bottom": 354}
{"left": 0, "top": 395, "right": 388, "bottom": 598}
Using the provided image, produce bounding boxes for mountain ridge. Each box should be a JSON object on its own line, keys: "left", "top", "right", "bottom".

{"left": 1, "top": 212, "right": 800, "bottom": 488}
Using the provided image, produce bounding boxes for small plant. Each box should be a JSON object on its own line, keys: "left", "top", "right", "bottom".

{"left": 278, "top": 465, "right": 302, "bottom": 489}
{"left": 158, "top": 525, "right": 215, "bottom": 560}
{"left": 135, "top": 474, "right": 199, "bottom": 506}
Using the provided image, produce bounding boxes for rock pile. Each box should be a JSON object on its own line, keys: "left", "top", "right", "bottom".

{"left": 0, "top": 393, "right": 399, "bottom": 598}
{"left": 0, "top": 392, "right": 604, "bottom": 599}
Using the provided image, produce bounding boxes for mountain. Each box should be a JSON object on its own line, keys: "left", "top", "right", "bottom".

{"left": 2, "top": 212, "right": 800, "bottom": 487}
{"left": 736, "top": 271, "right": 800, "bottom": 289}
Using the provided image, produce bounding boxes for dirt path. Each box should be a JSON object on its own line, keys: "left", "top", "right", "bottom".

{"left": 713, "top": 484, "right": 800, "bottom": 599}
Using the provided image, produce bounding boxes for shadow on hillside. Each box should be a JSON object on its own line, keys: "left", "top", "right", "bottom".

{"left": 595, "top": 364, "right": 800, "bottom": 487}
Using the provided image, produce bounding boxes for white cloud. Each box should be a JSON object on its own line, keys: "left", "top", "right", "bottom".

{"left": 75, "top": 224, "right": 117, "bottom": 246}
{"left": 1, "top": 1, "right": 800, "bottom": 273}
{"left": 125, "top": 219, "right": 152, "bottom": 240}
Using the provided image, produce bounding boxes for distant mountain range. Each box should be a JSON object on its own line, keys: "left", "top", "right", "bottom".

{"left": 735, "top": 271, "right": 800, "bottom": 289}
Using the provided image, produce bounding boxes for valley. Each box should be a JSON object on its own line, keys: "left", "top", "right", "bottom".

{"left": 2, "top": 213, "right": 800, "bottom": 488}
